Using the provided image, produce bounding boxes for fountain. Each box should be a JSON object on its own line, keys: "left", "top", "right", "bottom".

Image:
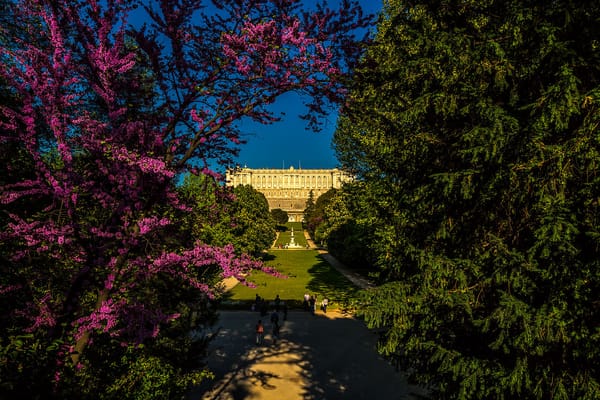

{"left": 287, "top": 227, "right": 303, "bottom": 248}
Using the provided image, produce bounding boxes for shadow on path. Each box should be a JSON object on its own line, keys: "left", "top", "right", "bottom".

{"left": 190, "top": 311, "right": 427, "bottom": 400}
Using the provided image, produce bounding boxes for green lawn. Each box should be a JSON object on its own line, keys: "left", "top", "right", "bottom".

{"left": 222, "top": 249, "right": 360, "bottom": 311}
{"left": 273, "top": 222, "right": 308, "bottom": 248}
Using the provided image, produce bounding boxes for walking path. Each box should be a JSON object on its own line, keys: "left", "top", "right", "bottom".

{"left": 190, "top": 311, "right": 426, "bottom": 400}
{"left": 192, "top": 232, "right": 427, "bottom": 399}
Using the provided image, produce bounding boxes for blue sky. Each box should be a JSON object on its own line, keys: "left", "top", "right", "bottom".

{"left": 232, "top": 0, "right": 382, "bottom": 171}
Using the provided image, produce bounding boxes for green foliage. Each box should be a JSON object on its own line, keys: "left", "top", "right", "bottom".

{"left": 180, "top": 177, "right": 276, "bottom": 257}
{"left": 0, "top": 334, "right": 60, "bottom": 397}
{"left": 0, "top": 292, "right": 216, "bottom": 400}
{"left": 303, "top": 188, "right": 338, "bottom": 242}
{"left": 270, "top": 208, "right": 289, "bottom": 226}
{"left": 63, "top": 338, "right": 213, "bottom": 400}
{"left": 55, "top": 282, "right": 217, "bottom": 400}
{"left": 334, "top": 0, "right": 600, "bottom": 398}
{"left": 104, "top": 349, "right": 212, "bottom": 400}
{"left": 323, "top": 182, "right": 379, "bottom": 271}
{"left": 313, "top": 189, "right": 349, "bottom": 243}
{"left": 303, "top": 190, "right": 316, "bottom": 227}
{"left": 303, "top": 183, "right": 377, "bottom": 271}
{"left": 230, "top": 185, "right": 276, "bottom": 255}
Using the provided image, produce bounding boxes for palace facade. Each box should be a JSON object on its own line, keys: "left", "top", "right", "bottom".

{"left": 225, "top": 166, "right": 354, "bottom": 222}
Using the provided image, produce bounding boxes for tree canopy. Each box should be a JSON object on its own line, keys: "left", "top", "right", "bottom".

{"left": 0, "top": 0, "right": 372, "bottom": 397}
{"left": 229, "top": 184, "right": 276, "bottom": 256}
{"left": 303, "top": 188, "right": 338, "bottom": 241}
{"left": 179, "top": 176, "right": 276, "bottom": 257}
{"left": 334, "top": 0, "right": 600, "bottom": 398}
{"left": 270, "top": 208, "right": 289, "bottom": 226}
{"left": 316, "top": 182, "right": 378, "bottom": 270}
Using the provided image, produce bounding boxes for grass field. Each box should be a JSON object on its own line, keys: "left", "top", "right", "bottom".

{"left": 273, "top": 221, "right": 308, "bottom": 248}
{"left": 222, "top": 249, "right": 360, "bottom": 311}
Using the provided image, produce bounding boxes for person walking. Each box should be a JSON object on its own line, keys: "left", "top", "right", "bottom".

{"left": 260, "top": 299, "right": 268, "bottom": 317}
{"left": 321, "top": 297, "right": 329, "bottom": 313}
{"left": 255, "top": 320, "right": 264, "bottom": 345}
{"left": 254, "top": 294, "right": 261, "bottom": 312}
{"left": 274, "top": 294, "right": 281, "bottom": 312}
{"left": 309, "top": 295, "right": 316, "bottom": 316}
{"left": 270, "top": 310, "right": 279, "bottom": 326}
{"left": 272, "top": 321, "right": 280, "bottom": 345}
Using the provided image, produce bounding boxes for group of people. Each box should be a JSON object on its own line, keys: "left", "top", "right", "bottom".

{"left": 254, "top": 293, "right": 330, "bottom": 345}
{"left": 254, "top": 294, "right": 286, "bottom": 345}
{"left": 253, "top": 294, "right": 287, "bottom": 318}
{"left": 255, "top": 311, "right": 281, "bottom": 346}
{"left": 303, "top": 293, "right": 328, "bottom": 315}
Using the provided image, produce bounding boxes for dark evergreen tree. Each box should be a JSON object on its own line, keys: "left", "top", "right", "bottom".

{"left": 303, "top": 190, "right": 316, "bottom": 231}
{"left": 270, "top": 208, "right": 289, "bottom": 226}
{"left": 334, "top": 0, "right": 600, "bottom": 398}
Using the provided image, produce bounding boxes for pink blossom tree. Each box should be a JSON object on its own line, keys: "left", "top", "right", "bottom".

{"left": 0, "top": 0, "right": 372, "bottom": 397}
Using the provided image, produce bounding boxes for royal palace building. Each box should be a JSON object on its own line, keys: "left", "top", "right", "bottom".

{"left": 225, "top": 166, "right": 354, "bottom": 222}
